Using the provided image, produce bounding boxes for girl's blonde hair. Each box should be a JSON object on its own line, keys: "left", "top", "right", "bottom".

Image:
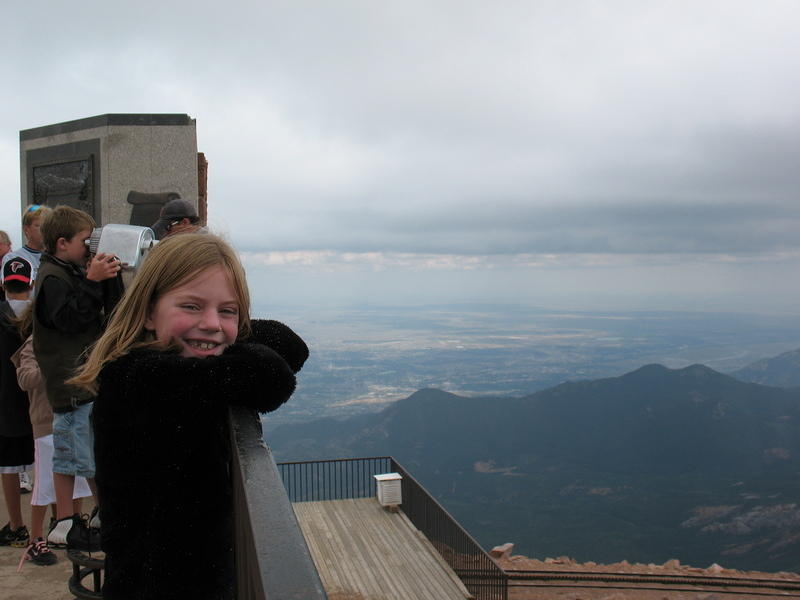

{"left": 14, "top": 302, "right": 34, "bottom": 338}
{"left": 69, "top": 233, "right": 251, "bottom": 393}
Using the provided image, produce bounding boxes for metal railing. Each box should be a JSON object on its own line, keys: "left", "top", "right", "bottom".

{"left": 277, "top": 456, "right": 508, "bottom": 600}
{"left": 229, "top": 407, "right": 328, "bottom": 599}
{"left": 278, "top": 456, "right": 393, "bottom": 502}
{"left": 390, "top": 459, "right": 508, "bottom": 600}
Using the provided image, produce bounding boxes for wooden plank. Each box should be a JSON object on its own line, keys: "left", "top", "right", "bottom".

{"left": 293, "top": 498, "right": 469, "bottom": 600}
{"left": 294, "top": 502, "right": 347, "bottom": 595}
{"left": 350, "top": 501, "right": 407, "bottom": 597}
{"left": 361, "top": 501, "right": 455, "bottom": 600}
{"left": 324, "top": 499, "right": 392, "bottom": 598}
{"left": 343, "top": 499, "right": 423, "bottom": 600}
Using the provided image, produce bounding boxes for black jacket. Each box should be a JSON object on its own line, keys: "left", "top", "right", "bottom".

{"left": 33, "top": 254, "right": 122, "bottom": 411}
{"left": 93, "top": 319, "right": 308, "bottom": 600}
{"left": 0, "top": 301, "right": 30, "bottom": 438}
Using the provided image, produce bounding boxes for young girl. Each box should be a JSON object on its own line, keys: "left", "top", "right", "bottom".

{"left": 12, "top": 331, "right": 93, "bottom": 568}
{"left": 70, "top": 233, "right": 308, "bottom": 600}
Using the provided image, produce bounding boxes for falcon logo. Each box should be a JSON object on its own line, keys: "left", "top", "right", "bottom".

{"left": 8, "top": 261, "right": 26, "bottom": 273}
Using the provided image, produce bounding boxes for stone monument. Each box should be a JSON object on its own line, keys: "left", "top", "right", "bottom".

{"left": 19, "top": 113, "right": 206, "bottom": 228}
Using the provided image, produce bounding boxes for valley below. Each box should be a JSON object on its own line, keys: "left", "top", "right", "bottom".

{"left": 259, "top": 304, "right": 800, "bottom": 574}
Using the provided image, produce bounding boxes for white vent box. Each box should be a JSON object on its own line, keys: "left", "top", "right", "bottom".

{"left": 374, "top": 473, "right": 402, "bottom": 506}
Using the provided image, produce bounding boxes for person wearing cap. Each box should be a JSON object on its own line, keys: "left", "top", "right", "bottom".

{"left": 2, "top": 205, "right": 53, "bottom": 288}
{"left": 2, "top": 258, "right": 33, "bottom": 315}
{"left": 0, "top": 257, "right": 35, "bottom": 550}
{"left": 151, "top": 199, "right": 201, "bottom": 240}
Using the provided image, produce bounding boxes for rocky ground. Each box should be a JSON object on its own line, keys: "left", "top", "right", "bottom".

{"left": 492, "top": 544, "right": 800, "bottom": 600}
{"left": 0, "top": 479, "right": 97, "bottom": 600}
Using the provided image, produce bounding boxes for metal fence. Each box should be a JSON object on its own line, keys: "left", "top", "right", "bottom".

{"left": 277, "top": 456, "right": 508, "bottom": 600}
{"left": 278, "top": 456, "right": 393, "bottom": 502}
{"left": 390, "top": 459, "right": 508, "bottom": 600}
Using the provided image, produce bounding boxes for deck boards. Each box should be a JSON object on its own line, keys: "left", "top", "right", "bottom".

{"left": 293, "top": 498, "right": 471, "bottom": 600}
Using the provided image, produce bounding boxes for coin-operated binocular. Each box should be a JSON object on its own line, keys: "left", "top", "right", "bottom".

{"left": 84, "top": 224, "right": 157, "bottom": 271}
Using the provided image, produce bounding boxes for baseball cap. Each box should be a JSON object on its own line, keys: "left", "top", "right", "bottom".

{"left": 152, "top": 198, "right": 199, "bottom": 240}
{"left": 3, "top": 257, "right": 32, "bottom": 285}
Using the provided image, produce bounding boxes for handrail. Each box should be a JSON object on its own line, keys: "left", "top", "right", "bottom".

{"left": 278, "top": 456, "right": 393, "bottom": 502}
{"left": 229, "top": 407, "right": 328, "bottom": 599}
{"left": 277, "top": 456, "right": 508, "bottom": 600}
{"left": 390, "top": 458, "right": 508, "bottom": 600}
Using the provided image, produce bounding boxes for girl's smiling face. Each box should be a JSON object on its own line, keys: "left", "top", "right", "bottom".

{"left": 145, "top": 266, "right": 240, "bottom": 358}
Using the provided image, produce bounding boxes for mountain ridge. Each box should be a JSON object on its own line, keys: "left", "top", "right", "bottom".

{"left": 269, "top": 361, "right": 800, "bottom": 571}
{"left": 731, "top": 347, "right": 800, "bottom": 387}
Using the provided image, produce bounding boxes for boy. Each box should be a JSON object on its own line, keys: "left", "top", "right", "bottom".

{"left": 2, "top": 205, "right": 52, "bottom": 286}
{"left": 0, "top": 257, "right": 35, "bottom": 549}
{"left": 32, "top": 206, "right": 121, "bottom": 550}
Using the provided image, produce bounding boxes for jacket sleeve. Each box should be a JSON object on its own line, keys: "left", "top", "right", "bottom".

{"left": 246, "top": 319, "right": 309, "bottom": 374}
{"left": 209, "top": 343, "right": 298, "bottom": 413}
{"left": 107, "top": 344, "right": 298, "bottom": 415}
{"left": 35, "top": 275, "right": 104, "bottom": 333}
{"left": 12, "top": 336, "right": 41, "bottom": 393}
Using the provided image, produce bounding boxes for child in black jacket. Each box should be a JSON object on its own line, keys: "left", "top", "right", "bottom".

{"left": 71, "top": 233, "right": 308, "bottom": 600}
{"left": 0, "top": 257, "right": 34, "bottom": 549}
{"left": 34, "top": 205, "right": 122, "bottom": 549}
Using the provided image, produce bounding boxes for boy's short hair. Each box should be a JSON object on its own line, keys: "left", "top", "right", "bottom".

{"left": 22, "top": 204, "right": 53, "bottom": 227}
{"left": 41, "top": 206, "right": 96, "bottom": 255}
{"left": 3, "top": 279, "right": 31, "bottom": 295}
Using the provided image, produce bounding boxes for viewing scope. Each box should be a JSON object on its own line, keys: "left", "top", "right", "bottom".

{"left": 84, "top": 224, "right": 157, "bottom": 271}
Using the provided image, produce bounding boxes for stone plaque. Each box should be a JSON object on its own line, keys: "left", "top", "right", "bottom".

{"left": 32, "top": 156, "right": 94, "bottom": 215}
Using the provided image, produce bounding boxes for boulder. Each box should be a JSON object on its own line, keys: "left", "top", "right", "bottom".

{"left": 489, "top": 543, "right": 514, "bottom": 558}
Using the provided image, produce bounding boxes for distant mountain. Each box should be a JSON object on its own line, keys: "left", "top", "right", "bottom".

{"left": 731, "top": 347, "right": 800, "bottom": 387}
{"left": 269, "top": 364, "right": 800, "bottom": 572}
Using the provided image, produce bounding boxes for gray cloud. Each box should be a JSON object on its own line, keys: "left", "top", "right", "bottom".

{"left": 239, "top": 195, "right": 798, "bottom": 255}
{"left": 2, "top": 1, "right": 799, "bottom": 264}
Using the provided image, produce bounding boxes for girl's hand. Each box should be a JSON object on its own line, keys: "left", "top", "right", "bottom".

{"left": 87, "top": 252, "right": 123, "bottom": 282}
{"left": 246, "top": 320, "right": 309, "bottom": 373}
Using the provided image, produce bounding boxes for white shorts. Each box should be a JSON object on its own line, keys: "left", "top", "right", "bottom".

{"left": 0, "top": 464, "right": 33, "bottom": 474}
{"left": 32, "top": 434, "right": 92, "bottom": 507}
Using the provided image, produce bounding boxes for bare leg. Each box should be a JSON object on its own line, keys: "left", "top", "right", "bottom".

{"left": 87, "top": 477, "right": 98, "bottom": 508}
{"left": 1, "top": 473, "right": 24, "bottom": 529}
{"left": 53, "top": 473, "right": 75, "bottom": 520}
{"left": 30, "top": 504, "right": 48, "bottom": 539}
{"left": 72, "top": 498, "right": 83, "bottom": 515}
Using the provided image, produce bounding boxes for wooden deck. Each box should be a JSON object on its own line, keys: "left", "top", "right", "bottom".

{"left": 292, "top": 498, "right": 473, "bottom": 600}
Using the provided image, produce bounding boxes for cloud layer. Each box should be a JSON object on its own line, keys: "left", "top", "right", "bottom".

{"left": 2, "top": 1, "right": 799, "bottom": 310}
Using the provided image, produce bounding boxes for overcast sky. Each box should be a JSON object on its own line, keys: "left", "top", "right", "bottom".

{"left": 1, "top": 1, "right": 798, "bottom": 312}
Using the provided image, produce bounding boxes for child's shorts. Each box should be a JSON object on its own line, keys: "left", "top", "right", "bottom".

{"left": 52, "top": 402, "right": 95, "bottom": 478}
{"left": 0, "top": 433, "right": 34, "bottom": 472}
{"left": 33, "top": 434, "right": 92, "bottom": 506}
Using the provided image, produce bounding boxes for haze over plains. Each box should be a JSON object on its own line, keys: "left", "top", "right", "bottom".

{"left": 1, "top": 1, "right": 798, "bottom": 312}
